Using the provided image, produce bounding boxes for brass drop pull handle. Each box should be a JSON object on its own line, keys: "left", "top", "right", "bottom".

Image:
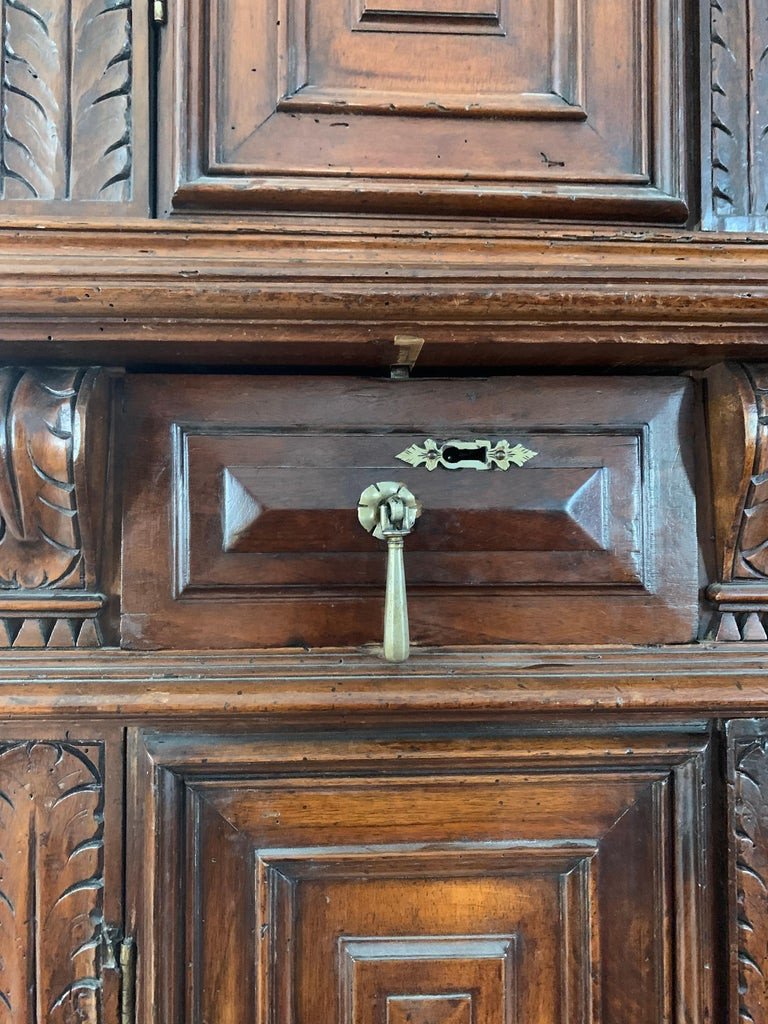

{"left": 358, "top": 482, "right": 422, "bottom": 663}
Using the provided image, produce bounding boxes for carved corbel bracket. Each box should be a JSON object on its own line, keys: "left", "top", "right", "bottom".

{"left": 0, "top": 368, "right": 114, "bottom": 648}
{"left": 707, "top": 363, "right": 768, "bottom": 640}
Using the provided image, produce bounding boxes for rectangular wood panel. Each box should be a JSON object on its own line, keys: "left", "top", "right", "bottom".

{"left": 158, "top": 0, "right": 689, "bottom": 219}
{"left": 129, "top": 725, "right": 714, "bottom": 1024}
{"left": 0, "top": 0, "right": 149, "bottom": 216}
{"left": 120, "top": 374, "right": 698, "bottom": 649}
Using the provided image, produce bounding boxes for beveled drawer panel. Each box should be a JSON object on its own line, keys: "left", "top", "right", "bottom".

{"left": 120, "top": 375, "right": 697, "bottom": 649}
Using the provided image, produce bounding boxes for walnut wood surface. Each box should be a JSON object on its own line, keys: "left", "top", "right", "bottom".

{"left": 0, "top": 725, "right": 123, "bottom": 1024}
{"left": 703, "top": 0, "right": 768, "bottom": 232}
{"left": 727, "top": 721, "right": 768, "bottom": 1024}
{"left": 0, "top": 226, "right": 765, "bottom": 364}
{"left": 130, "top": 724, "right": 715, "bottom": 1024}
{"left": 121, "top": 374, "right": 698, "bottom": 648}
{"left": 159, "top": 0, "right": 688, "bottom": 220}
{"left": 706, "top": 364, "right": 768, "bottom": 640}
{"left": 0, "top": 0, "right": 764, "bottom": 1016}
{"left": 0, "top": 646, "right": 760, "bottom": 719}
{"left": 0, "top": 0, "right": 148, "bottom": 217}
{"left": 0, "top": 368, "right": 113, "bottom": 647}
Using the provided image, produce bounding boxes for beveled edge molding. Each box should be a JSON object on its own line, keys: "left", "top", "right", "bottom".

{"left": 0, "top": 644, "right": 766, "bottom": 718}
{"left": 0, "top": 226, "right": 766, "bottom": 362}
{"left": 0, "top": 368, "right": 115, "bottom": 648}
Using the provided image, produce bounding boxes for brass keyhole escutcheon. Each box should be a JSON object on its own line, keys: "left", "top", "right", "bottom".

{"left": 358, "top": 482, "right": 422, "bottom": 663}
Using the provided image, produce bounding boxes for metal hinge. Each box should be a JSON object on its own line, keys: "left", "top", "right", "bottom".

{"left": 120, "top": 938, "right": 137, "bottom": 1024}
{"left": 152, "top": 0, "right": 167, "bottom": 24}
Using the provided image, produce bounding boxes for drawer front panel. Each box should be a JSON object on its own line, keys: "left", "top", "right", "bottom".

{"left": 188, "top": 431, "right": 639, "bottom": 588}
{"left": 121, "top": 375, "right": 697, "bottom": 648}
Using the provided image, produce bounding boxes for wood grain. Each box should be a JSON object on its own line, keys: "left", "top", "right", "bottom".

{"left": 130, "top": 725, "right": 713, "bottom": 1024}
{"left": 728, "top": 721, "right": 768, "bottom": 1024}
{"left": 0, "top": 0, "right": 147, "bottom": 215}
{"left": 0, "top": 645, "right": 761, "bottom": 719}
{"left": 0, "top": 741, "right": 105, "bottom": 1022}
{"left": 707, "top": 364, "right": 768, "bottom": 640}
{"left": 160, "top": 0, "right": 688, "bottom": 220}
{"left": 704, "top": 0, "right": 768, "bottom": 230}
{"left": 120, "top": 374, "right": 698, "bottom": 649}
{"left": 0, "top": 226, "right": 763, "bottom": 361}
{"left": 0, "top": 368, "right": 113, "bottom": 647}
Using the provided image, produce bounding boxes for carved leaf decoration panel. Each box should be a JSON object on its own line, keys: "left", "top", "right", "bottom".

{"left": 0, "top": 369, "right": 84, "bottom": 590}
{"left": 0, "top": 741, "right": 106, "bottom": 1024}
{"left": 0, "top": 0, "right": 135, "bottom": 205}
{"left": 734, "top": 367, "right": 768, "bottom": 579}
{"left": 728, "top": 722, "right": 768, "bottom": 1024}
{"left": 706, "top": 0, "right": 768, "bottom": 230}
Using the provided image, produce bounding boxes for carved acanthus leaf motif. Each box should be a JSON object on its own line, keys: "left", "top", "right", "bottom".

{"left": 0, "top": 0, "right": 132, "bottom": 201}
{"left": 731, "top": 731, "right": 768, "bottom": 1024}
{"left": 0, "top": 369, "right": 83, "bottom": 589}
{"left": 735, "top": 368, "right": 768, "bottom": 579}
{"left": 0, "top": 741, "right": 105, "bottom": 1023}
{"left": 752, "top": 0, "right": 768, "bottom": 217}
{"left": 707, "top": 0, "right": 768, "bottom": 224}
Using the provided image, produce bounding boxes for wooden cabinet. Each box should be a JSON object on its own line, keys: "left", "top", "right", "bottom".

{"left": 1, "top": 0, "right": 768, "bottom": 1019}
{"left": 0, "top": 0, "right": 766, "bottom": 230}
{"left": 130, "top": 723, "right": 715, "bottom": 1024}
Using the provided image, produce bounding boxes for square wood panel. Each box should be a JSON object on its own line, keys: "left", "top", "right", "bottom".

{"left": 129, "top": 726, "right": 714, "bottom": 1024}
{"left": 385, "top": 994, "right": 474, "bottom": 1024}
{"left": 258, "top": 845, "right": 589, "bottom": 1022}
{"left": 339, "top": 937, "right": 514, "bottom": 1024}
{"left": 159, "top": 0, "right": 689, "bottom": 218}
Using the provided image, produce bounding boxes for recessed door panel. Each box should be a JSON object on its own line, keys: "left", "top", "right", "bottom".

{"left": 130, "top": 727, "right": 714, "bottom": 1024}
{"left": 159, "top": 0, "right": 689, "bottom": 219}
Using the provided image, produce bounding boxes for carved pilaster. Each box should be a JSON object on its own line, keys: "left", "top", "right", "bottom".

{"left": 0, "top": 739, "right": 120, "bottom": 1023}
{"left": 703, "top": 0, "right": 768, "bottom": 231}
{"left": 0, "top": 368, "right": 114, "bottom": 647}
{"left": 727, "top": 721, "right": 768, "bottom": 1024}
{"left": 0, "top": 0, "right": 148, "bottom": 216}
{"left": 707, "top": 364, "right": 768, "bottom": 640}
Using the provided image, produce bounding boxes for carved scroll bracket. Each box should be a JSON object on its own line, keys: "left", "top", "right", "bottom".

{"left": 0, "top": 368, "right": 115, "bottom": 648}
{"left": 707, "top": 364, "right": 768, "bottom": 640}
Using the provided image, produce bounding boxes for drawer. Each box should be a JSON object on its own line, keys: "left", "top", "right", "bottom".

{"left": 120, "top": 375, "right": 697, "bottom": 649}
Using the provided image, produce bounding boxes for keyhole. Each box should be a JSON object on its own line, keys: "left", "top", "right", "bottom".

{"left": 441, "top": 444, "right": 488, "bottom": 467}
